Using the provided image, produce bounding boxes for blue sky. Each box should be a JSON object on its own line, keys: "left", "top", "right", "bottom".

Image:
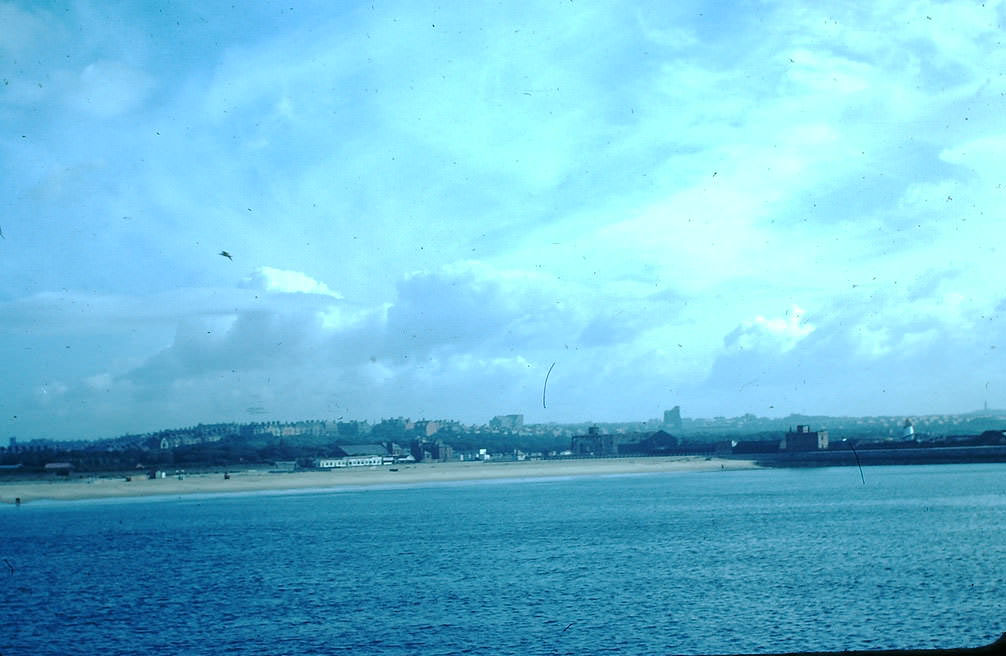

{"left": 2, "top": 1, "right": 1005, "bottom": 441}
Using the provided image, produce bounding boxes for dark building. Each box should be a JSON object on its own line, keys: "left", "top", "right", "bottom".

{"left": 334, "top": 444, "right": 388, "bottom": 458}
{"left": 618, "top": 430, "right": 680, "bottom": 455}
{"left": 571, "top": 427, "right": 679, "bottom": 457}
{"left": 663, "top": 406, "right": 683, "bottom": 430}
{"left": 410, "top": 437, "right": 454, "bottom": 462}
{"left": 781, "top": 425, "right": 828, "bottom": 451}
{"left": 571, "top": 426, "right": 619, "bottom": 456}
{"left": 430, "top": 440, "right": 453, "bottom": 462}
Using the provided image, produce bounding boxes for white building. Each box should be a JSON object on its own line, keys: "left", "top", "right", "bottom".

{"left": 315, "top": 455, "right": 383, "bottom": 469}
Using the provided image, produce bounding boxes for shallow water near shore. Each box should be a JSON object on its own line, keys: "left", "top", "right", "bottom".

{"left": 2, "top": 463, "right": 1004, "bottom": 655}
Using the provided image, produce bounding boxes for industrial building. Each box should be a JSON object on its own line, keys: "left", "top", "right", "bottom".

{"left": 780, "top": 425, "right": 829, "bottom": 451}
{"left": 571, "top": 427, "right": 680, "bottom": 457}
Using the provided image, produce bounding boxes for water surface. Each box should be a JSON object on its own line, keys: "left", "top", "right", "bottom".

{"left": 2, "top": 464, "right": 1004, "bottom": 655}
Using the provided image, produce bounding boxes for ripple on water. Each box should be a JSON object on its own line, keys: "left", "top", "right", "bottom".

{"left": 2, "top": 464, "right": 1005, "bottom": 654}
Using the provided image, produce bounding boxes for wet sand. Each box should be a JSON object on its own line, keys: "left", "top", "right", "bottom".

{"left": 0, "top": 456, "right": 758, "bottom": 504}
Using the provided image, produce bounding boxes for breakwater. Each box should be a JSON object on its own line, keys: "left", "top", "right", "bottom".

{"left": 747, "top": 445, "right": 1006, "bottom": 467}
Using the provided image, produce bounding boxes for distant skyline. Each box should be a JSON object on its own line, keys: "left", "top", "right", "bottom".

{"left": 2, "top": 1, "right": 1006, "bottom": 441}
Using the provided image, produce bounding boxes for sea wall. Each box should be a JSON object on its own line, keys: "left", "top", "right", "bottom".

{"left": 748, "top": 445, "right": 1006, "bottom": 467}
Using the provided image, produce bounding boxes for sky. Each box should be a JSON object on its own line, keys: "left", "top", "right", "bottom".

{"left": 2, "top": 1, "right": 1006, "bottom": 441}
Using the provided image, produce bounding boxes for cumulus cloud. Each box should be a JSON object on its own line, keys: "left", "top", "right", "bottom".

{"left": 725, "top": 306, "right": 816, "bottom": 354}
{"left": 240, "top": 266, "right": 343, "bottom": 298}
{"left": 29, "top": 258, "right": 681, "bottom": 433}
{"left": 4, "top": 1, "right": 1006, "bottom": 440}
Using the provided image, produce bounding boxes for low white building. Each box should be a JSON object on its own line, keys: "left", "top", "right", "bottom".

{"left": 315, "top": 455, "right": 383, "bottom": 469}
{"left": 335, "top": 455, "right": 383, "bottom": 468}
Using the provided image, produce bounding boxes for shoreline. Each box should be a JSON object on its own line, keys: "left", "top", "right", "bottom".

{"left": 0, "top": 457, "right": 757, "bottom": 504}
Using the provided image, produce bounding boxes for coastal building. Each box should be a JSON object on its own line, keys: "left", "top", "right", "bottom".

{"left": 571, "top": 427, "right": 680, "bottom": 456}
{"left": 44, "top": 462, "right": 73, "bottom": 476}
{"left": 430, "top": 440, "right": 453, "bottom": 461}
{"left": 619, "top": 430, "right": 680, "bottom": 455}
{"left": 315, "top": 454, "right": 384, "bottom": 468}
{"left": 332, "top": 455, "right": 383, "bottom": 468}
{"left": 663, "top": 406, "right": 683, "bottom": 430}
{"left": 571, "top": 426, "right": 619, "bottom": 456}
{"left": 409, "top": 437, "right": 455, "bottom": 462}
{"left": 780, "top": 425, "right": 828, "bottom": 451}
{"left": 314, "top": 443, "right": 393, "bottom": 469}
{"left": 335, "top": 444, "right": 388, "bottom": 458}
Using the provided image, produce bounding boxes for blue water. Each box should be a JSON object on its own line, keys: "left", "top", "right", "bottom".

{"left": 2, "top": 464, "right": 1005, "bottom": 655}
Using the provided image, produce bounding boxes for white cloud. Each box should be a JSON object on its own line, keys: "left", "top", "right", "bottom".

{"left": 940, "top": 135, "right": 1006, "bottom": 172}
{"left": 6, "top": 0, "right": 1006, "bottom": 439}
{"left": 726, "top": 306, "right": 816, "bottom": 354}
{"left": 241, "top": 267, "right": 343, "bottom": 298}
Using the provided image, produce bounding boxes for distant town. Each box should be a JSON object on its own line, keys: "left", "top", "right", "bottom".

{"left": 3, "top": 406, "right": 1006, "bottom": 476}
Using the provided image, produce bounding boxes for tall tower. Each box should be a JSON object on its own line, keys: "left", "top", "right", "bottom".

{"left": 663, "top": 406, "right": 682, "bottom": 430}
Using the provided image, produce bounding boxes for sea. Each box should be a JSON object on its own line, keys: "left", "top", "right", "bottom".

{"left": 2, "top": 463, "right": 1004, "bottom": 656}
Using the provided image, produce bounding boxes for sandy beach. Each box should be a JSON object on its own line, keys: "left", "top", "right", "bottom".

{"left": 0, "top": 457, "right": 758, "bottom": 504}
